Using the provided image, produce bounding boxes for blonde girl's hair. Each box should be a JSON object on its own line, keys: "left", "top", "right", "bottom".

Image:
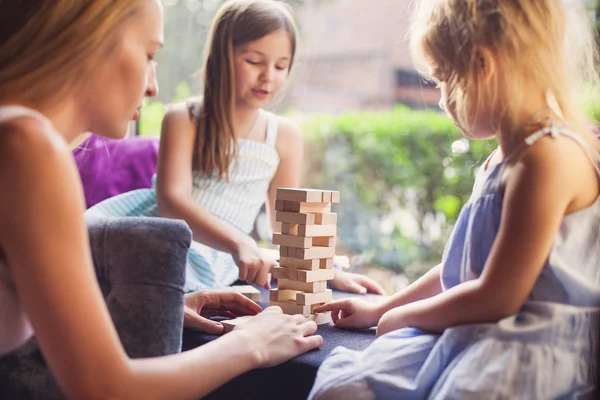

{"left": 409, "top": 0, "right": 598, "bottom": 136}
{"left": 194, "top": 0, "right": 298, "bottom": 179}
{"left": 0, "top": 1, "right": 146, "bottom": 108}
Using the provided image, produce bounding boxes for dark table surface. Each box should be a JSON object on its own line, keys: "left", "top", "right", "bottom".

{"left": 182, "top": 288, "right": 382, "bottom": 400}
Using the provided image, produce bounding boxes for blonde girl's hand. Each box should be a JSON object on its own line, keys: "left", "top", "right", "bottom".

{"left": 183, "top": 290, "right": 263, "bottom": 334}
{"left": 233, "top": 239, "right": 277, "bottom": 289}
{"left": 329, "top": 269, "right": 386, "bottom": 295}
{"left": 234, "top": 306, "right": 323, "bottom": 368}
{"left": 376, "top": 307, "right": 409, "bottom": 337}
{"left": 313, "top": 298, "right": 383, "bottom": 330}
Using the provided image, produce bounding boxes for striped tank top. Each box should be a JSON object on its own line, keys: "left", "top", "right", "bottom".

{"left": 87, "top": 108, "right": 281, "bottom": 290}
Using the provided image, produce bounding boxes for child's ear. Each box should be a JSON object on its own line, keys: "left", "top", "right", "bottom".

{"left": 474, "top": 46, "right": 496, "bottom": 83}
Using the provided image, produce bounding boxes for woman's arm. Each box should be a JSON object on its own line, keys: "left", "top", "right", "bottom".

{"left": 0, "top": 120, "right": 320, "bottom": 400}
{"left": 377, "top": 137, "right": 598, "bottom": 336}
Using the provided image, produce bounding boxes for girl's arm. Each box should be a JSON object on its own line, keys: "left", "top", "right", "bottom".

{"left": 155, "top": 104, "right": 249, "bottom": 254}
{"left": 0, "top": 120, "right": 320, "bottom": 400}
{"left": 315, "top": 264, "right": 442, "bottom": 329}
{"left": 266, "top": 116, "right": 303, "bottom": 233}
{"left": 155, "top": 104, "right": 276, "bottom": 286}
{"left": 377, "top": 137, "right": 598, "bottom": 336}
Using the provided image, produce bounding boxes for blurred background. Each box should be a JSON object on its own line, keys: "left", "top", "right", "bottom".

{"left": 139, "top": 0, "right": 600, "bottom": 293}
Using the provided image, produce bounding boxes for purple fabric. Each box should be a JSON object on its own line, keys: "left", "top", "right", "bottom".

{"left": 73, "top": 135, "right": 159, "bottom": 209}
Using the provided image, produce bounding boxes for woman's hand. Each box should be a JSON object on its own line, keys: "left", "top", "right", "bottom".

{"left": 232, "top": 239, "right": 277, "bottom": 289}
{"left": 314, "top": 297, "right": 384, "bottom": 329}
{"left": 329, "top": 269, "right": 385, "bottom": 295}
{"left": 183, "top": 290, "right": 262, "bottom": 334}
{"left": 234, "top": 306, "right": 323, "bottom": 368}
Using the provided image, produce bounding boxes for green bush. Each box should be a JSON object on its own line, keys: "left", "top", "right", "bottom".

{"left": 300, "top": 106, "right": 497, "bottom": 276}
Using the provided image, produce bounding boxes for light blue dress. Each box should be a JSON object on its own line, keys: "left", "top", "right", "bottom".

{"left": 86, "top": 109, "right": 280, "bottom": 292}
{"left": 310, "top": 126, "right": 600, "bottom": 399}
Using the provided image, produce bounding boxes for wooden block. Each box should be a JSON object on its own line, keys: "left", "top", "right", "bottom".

{"left": 278, "top": 278, "right": 326, "bottom": 293}
{"left": 312, "top": 236, "right": 336, "bottom": 247}
{"left": 272, "top": 266, "right": 289, "bottom": 280}
{"left": 276, "top": 201, "right": 331, "bottom": 214}
{"left": 315, "top": 213, "right": 337, "bottom": 225}
{"left": 307, "top": 311, "right": 331, "bottom": 325}
{"left": 275, "top": 199, "right": 286, "bottom": 211}
{"left": 281, "top": 223, "right": 299, "bottom": 235}
{"left": 331, "top": 191, "right": 340, "bottom": 203}
{"left": 296, "top": 289, "right": 333, "bottom": 305}
{"left": 216, "top": 285, "right": 261, "bottom": 302}
{"left": 298, "top": 224, "right": 337, "bottom": 238}
{"left": 279, "top": 257, "right": 319, "bottom": 270}
{"left": 296, "top": 268, "right": 335, "bottom": 283}
{"left": 295, "top": 246, "right": 336, "bottom": 260}
{"left": 221, "top": 315, "right": 253, "bottom": 333}
{"left": 276, "top": 211, "right": 315, "bottom": 225}
{"left": 287, "top": 268, "right": 299, "bottom": 281}
{"left": 321, "top": 190, "right": 332, "bottom": 202}
{"left": 269, "top": 289, "right": 300, "bottom": 302}
{"left": 270, "top": 300, "right": 311, "bottom": 317}
{"left": 272, "top": 233, "right": 312, "bottom": 248}
{"left": 276, "top": 188, "right": 323, "bottom": 203}
{"left": 318, "top": 281, "right": 328, "bottom": 291}
{"left": 320, "top": 258, "right": 334, "bottom": 269}
{"left": 279, "top": 246, "right": 289, "bottom": 257}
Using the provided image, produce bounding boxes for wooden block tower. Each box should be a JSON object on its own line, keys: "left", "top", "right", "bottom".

{"left": 269, "top": 188, "right": 340, "bottom": 325}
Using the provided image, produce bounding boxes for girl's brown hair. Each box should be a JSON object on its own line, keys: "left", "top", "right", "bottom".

{"left": 0, "top": 0, "right": 145, "bottom": 107}
{"left": 194, "top": 0, "right": 298, "bottom": 179}
{"left": 410, "top": 0, "right": 598, "bottom": 137}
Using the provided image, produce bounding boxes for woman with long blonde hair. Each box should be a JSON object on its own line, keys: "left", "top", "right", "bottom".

{"left": 0, "top": 1, "right": 321, "bottom": 399}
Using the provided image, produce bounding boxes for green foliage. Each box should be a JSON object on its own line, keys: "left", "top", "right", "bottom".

{"left": 300, "top": 106, "right": 496, "bottom": 273}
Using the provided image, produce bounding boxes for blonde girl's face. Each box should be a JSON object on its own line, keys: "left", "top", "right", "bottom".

{"left": 437, "top": 75, "right": 496, "bottom": 140}
{"left": 82, "top": 0, "right": 164, "bottom": 139}
{"left": 233, "top": 30, "right": 293, "bottom": 109}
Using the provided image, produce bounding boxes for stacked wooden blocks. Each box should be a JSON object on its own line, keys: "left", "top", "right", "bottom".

{"left": 270, "top": 188, "right": 340, "bottom": 325}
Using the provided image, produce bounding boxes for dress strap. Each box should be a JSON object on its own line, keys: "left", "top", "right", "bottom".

{"left": 523, "top": 124, "right": 600, "bottom": 178}
{"left": 0, "top": 105, "right": 54, "bottom": 128}
{"left": 264, "top": 111, "right": 279, "bottom": 148}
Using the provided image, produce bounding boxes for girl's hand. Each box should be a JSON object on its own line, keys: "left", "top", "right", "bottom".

{"left": 232, "top": 239, "right": 277, "bottom": 289}
{"left": 183, "top": 290, "right": 262, "bottom": 334}
{"left": 329, "top": 269, "right": 386, "bottom": 295}
{"left": 234, "top": 306, "right": 323, "bottom": 368}
{"left": 314, "top": 298, "right": 383, "bottom": 329}
{"left": 376, "top": 307, "right": 408, "bottom": 337}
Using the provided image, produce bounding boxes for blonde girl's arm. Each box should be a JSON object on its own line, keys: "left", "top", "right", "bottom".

{"left": 377, "top": 137, "right": 598, "bottom": 336}
{"left": 266, "top": 116, "right": 304, "bottom": 233}
{"left": 0, "top": 119, "right": 320, "bottom": 400}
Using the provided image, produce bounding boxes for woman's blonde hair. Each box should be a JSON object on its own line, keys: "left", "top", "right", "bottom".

{"left": 0, "top": 1, "right": 145, "bottom": 107}
{"left": 194, "top": 0, "right": 298, "bottom": 179}
{"left": 410, "top": 0, "right": 598, "bottom": 136}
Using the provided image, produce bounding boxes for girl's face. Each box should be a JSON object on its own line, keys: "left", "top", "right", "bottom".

{"left": 81, "top": 0, "right": 163, "bottom": 138}
{"left": 437, "top": 75, "right": 496, "bottom": 140}
{"left": 233, "top": 30, "right": 293, "bottom": 109}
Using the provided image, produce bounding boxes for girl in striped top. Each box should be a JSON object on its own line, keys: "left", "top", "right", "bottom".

{"left": 88, "top": 0, "right": 385, "bottom": 295}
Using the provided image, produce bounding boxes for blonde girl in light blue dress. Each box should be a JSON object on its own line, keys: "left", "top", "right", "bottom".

{"left": 88, "top": 0, "right": 384, "bottom": 296}
{"left": 310, "top": 0, "right": 600, "bottom": 398}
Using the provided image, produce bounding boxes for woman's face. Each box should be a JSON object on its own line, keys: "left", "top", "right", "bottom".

{"left": 82, "top": 0, "right": 163, "bottom": 138}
